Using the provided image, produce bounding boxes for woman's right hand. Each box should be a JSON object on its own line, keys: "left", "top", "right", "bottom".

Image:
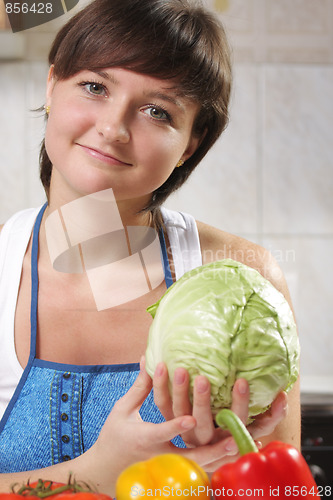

{"left": 81, "top": 358, "right": 197, "bottom": 496}
{"left": 0, "top": 360, "right": 195, "bottom": 496}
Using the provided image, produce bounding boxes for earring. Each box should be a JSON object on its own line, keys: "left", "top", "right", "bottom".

{"left": 45, "top": 105, "right": 50, "bottom": 115}
{"left": 176, "top": 159, "right": 184, "bottom": 168}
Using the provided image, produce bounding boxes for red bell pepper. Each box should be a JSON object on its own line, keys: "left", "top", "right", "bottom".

{"left": 211, "top": 409, "right": 320, "bottom": 500}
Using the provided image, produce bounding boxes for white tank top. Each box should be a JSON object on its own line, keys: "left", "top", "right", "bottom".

{"left": 0, "top": 206, "right": 202, "bottom": 419}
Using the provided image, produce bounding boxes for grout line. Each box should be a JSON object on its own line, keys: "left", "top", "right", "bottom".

{"left": 256, "top": 64, "right": 265, "bottom": 245}
{"left": 23, "top": 61, "right": 30, "bottom": 209}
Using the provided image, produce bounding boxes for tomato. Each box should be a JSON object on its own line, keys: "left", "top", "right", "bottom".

{"left": 55, "top": 495, "right": 111, "bottom": 500}
{"left": 0, "top": 479, "right": 112, "bottom": 500}
{"left": 28, "top": 481, "right": 67, "bottom": 490}
{"left": 0, "top": 495, "right": 23, "bottom": 500}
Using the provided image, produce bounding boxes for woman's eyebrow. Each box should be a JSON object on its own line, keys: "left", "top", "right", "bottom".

{"left": 94, "top": 69, "right": 119, "bottom": 83}
{"left": 143, "top": 90, "right": 185, "bottom": 112}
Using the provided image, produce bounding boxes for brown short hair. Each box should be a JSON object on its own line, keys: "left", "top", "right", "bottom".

{"left": 40, "top": 0, "right": 232, "bottom": 214}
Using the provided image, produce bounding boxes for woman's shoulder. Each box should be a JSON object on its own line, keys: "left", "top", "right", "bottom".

{"left": 196, "top": 220, "right": 292, "bottom": 305}
{"left": 0, "top": 207, "right": 41, "bottom": 252}
{"left": 1, "top": 207, "right": 41, "bottom": 232}
{"left": 196, "top": 219, "right": 269, "bottom": 267}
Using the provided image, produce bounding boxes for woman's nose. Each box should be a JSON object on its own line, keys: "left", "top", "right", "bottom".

{"left": 96, "top": 106, "right": 130, "bottom": 144}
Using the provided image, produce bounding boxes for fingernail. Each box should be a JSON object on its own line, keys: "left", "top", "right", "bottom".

{"left": 181, "top": 417, "right": 195, "bottom": 429}
{"left": 225, "top": 438, "right": 238, "bottom": 455}
{"left": 154, "top": 362, "right": 164, "bottom": 377}
{"left": 238, "top": 379, "right": 248, "bottom": 395}
{"left": 196, "top": 377, "right": 209, "bottom": 394}
{"left": 174, "top": 369, "right": 186, "bottom": 385}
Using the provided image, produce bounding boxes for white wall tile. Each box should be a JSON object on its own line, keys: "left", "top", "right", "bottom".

{"left": 25, "top": 33, "right": 54, "bottom": 61}
{"left": 0, "top": 62, "right": 47, "bottom": 224}
{"left": 26, "top": 62, "right": 49, "bottom": 209}
{"left": 0, "top": 32, "right": 25, "bottom": 59}
{"left": 263, "top": 236, "right": 333, "bottom": 378}
{"left": 0, "top": 63, "right": 28, "bottom": 222}
{"left": 266, "top": 0, "right": 330, "bottom": 34}
{"left": 262, "top": 65, "right": 333, "bottom": 235}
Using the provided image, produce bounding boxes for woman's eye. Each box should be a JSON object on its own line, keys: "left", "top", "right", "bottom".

{"left": 83, "top": 82, "right": 107, "bottom": 96}
{"left": 143, "top": 106, "right": 170, "bottom": 121}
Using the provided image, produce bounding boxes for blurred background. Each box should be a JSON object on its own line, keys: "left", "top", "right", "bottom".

{"left": 0, "top": 0, "right": 332, "bottom": 391}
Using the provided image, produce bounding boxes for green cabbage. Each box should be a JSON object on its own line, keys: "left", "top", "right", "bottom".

{"left": 145, "top": 259, "right": 299, "bottom": 418}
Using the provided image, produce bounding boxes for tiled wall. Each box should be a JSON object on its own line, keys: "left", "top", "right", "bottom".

{"left": 0, "top": 0, "right": 332, "bottom": 390}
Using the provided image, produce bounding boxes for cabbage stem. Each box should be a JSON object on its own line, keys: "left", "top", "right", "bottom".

{"left": 215, "top": 409, "right": 258, "bottom": 456}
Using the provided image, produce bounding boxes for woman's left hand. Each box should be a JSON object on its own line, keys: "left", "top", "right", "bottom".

{"left": 153, "top": 362, "right": 288, "bottom": 449}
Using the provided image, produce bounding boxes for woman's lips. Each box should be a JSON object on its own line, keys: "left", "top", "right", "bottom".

{"left": 78, "top": 144, "right": 132, "bottom": 166}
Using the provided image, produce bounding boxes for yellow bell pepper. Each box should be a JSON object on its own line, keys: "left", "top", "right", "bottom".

{"left": 115, "top": 454, "right": 210, "bottom": 500}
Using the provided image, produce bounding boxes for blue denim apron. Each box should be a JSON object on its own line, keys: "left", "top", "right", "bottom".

{"left": 0, "top": 204, "right": 182, "bottom": 473}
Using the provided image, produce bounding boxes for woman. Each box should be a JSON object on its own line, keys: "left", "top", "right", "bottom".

{"left": 0, "top": 0, "right": 300, "bottom": 494}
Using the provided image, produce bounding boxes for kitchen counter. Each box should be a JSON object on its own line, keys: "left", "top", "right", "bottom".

{"left": 300, "top": 376, "right": 333, "bottom": 492}
{"left": 301, "top": 375, "right": 333, "bottom": 397}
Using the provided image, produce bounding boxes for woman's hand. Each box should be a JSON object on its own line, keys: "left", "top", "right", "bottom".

{"left": 83, "top": 358, "right": 196, "bottom": 496}
{"left": 153, "top": 362, "right": 288, "bottom": 451}
{"left": 153, "top": 363, "right": 249, "bottom": 447}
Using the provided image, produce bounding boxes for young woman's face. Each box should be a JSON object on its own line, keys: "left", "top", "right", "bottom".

{"left": 45, "top": 67, "right": 200, "bottom": 211}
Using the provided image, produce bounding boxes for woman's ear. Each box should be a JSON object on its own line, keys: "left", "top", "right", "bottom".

{"left": 182, "top": 128, "right": 207, "bottom": 163}
{"left": 45, "top": 65, "right": 56, "bottom": 107}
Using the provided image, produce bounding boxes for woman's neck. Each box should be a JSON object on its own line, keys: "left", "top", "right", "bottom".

{"left": 39, "top": 187, "right": 159, "bottom": 279}
{"left": 47, "top": 182, "right": 153, "bottom": 229}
